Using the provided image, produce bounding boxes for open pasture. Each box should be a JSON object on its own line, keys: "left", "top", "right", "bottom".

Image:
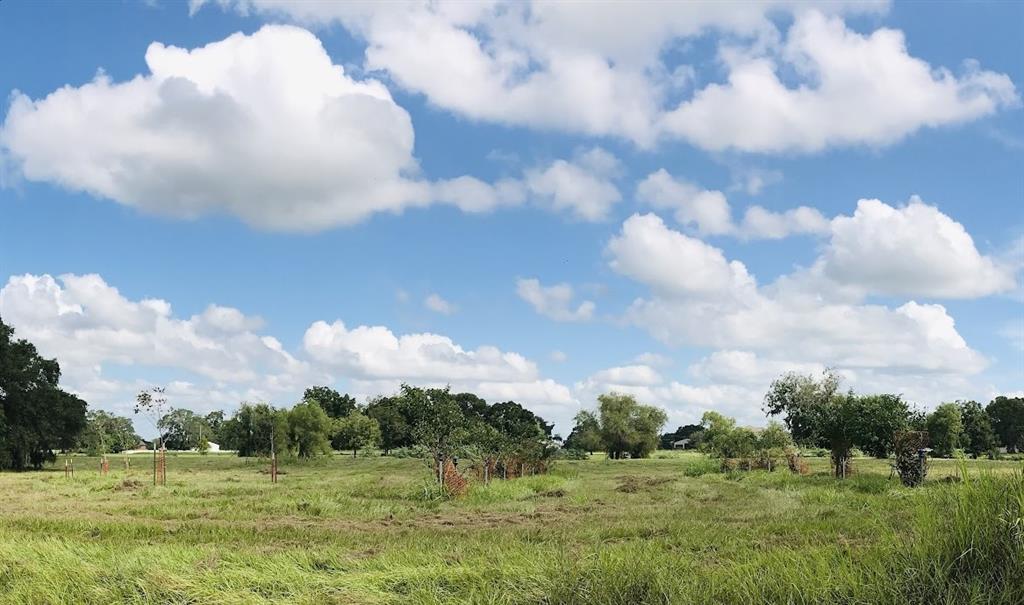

{"left": 0, "top": 452, "right": 1020, "bottom": 604}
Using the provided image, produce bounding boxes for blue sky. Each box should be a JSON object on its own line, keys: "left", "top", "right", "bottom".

{"left": 1, "top": 0, "right": 1021, "bottom": 436}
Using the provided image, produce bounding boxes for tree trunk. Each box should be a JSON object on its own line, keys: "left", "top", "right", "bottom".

{"left": 352, "top": 449, "right": 357, "bottom": 458}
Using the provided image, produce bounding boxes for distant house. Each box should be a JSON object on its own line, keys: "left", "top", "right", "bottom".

{"left": 672, "top": 438, "right": 692, "bottom": 449}
{"left": 207, "top": 442, "right": 221, "bottom": 452}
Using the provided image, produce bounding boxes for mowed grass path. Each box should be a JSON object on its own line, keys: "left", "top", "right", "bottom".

{"left": 0, "top": 453, "right": 1019, "bottom": 604}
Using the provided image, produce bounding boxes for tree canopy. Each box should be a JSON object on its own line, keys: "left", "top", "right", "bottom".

{"left": 0, "top": 317, "right": 87, "bottom": 469}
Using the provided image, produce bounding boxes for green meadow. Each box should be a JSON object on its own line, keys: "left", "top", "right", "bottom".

{"left": 0, "top": 452, "right": 1020, "bottom": 605}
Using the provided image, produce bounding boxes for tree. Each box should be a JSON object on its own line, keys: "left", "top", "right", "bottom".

{"left": 564, "top": 410, "right": 602, "bottom": 454}
{"left": 158, "top": 408, "right": 209, "bottom": 450}
{"left": 0, "top": 317, "right": 87, "bottom": 469}
{"left": 365, "top": 396, "right": 411, "bottom": 454}
{"left": 484, "top": 400, "right": 553, "bottom": 439}
{"left": 764, "top": 370, "right": 911, "bottom": 478}
{"left": 204, "top": 410, "right": 226, "bottom": 444}
{"left": 959, "top": 400, "right": 997, "bottom": 458}
{"left": 78, "top": 410, "right": 139, "bottom": 455}
{"left": 927, "top": 403, "right": 964, "bottom": 458}
{"left": 220, "top": 402, "right": 287, "bottom": 457}
{"left": 335, "top": 411, "right": 381, "bottom": 457}
{"left": 404, "top": 386, "right": 469, "bottom": 485}
{"left": 987, "top": 396, "right": 1024, "bottom": 452}
{"left": 597, "top": 393, "right": 666, "bottom": 459}
{"left": 286, "top": 401, "right": 333, "bottom": 459}
{"left": 853, "top": 394, "right": 911, "bottom": 458}
{"left": 756, "top": 422, "right": 792, "bottom": 470}
{"left": 302, "top": 386, "right": 356, "bottom": 420}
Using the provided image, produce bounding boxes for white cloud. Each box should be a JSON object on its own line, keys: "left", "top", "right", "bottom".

{"left": 819, "top": 197, "right": 1017, "bottom": 298}
{"left": 516, "top": 278, "right": 595, "bottom": 322}
{"left": 424, "top": 293, "right": 456, "bottom": 315}
{"left": 0, "top": 272, "right": 579, "bottom": 431}
{"left": 0, "top": 26, "right": 442, "bottom": 230}
{"left": 606, "top": 213, "right": 989, "bottom": 376}
{"left": 662, "top": 11, "right": 1019, "bottom": 152}
{"left": 524, "top": 148, "right": 622, "bottom": 221}
{"left": 635, "top": 169, "right": 733, "bottom": 235}
{"left": 635, "top": 169, "right": 828, "bottom": 239}
{"left": 195, "top": 3, "right": 1015, "bottom": 152}
{"left": 607, "top": 213, "right": 756, "bottom": 299}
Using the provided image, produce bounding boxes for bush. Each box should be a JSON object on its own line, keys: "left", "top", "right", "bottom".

{"left": 681, "top": 457, "right": 719, "bottom": 477}
{"left": 556, "top": 448, "right": 590, "bottom": 460}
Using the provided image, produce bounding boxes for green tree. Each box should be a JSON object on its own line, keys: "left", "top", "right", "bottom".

{"left": 0, "top": 318, "right": 88, "bottom": 469}
{"left": 959, "top": 400, "right": 997, "bottom": 458}
{"left": 302, "top": 386, "right": 356, "bottom": 420}
{"left": 659, "top": 423, "right": 703, "bottom": 449}
{"left": 220, "top": 402, "right": 288, "bottom": 457}
{"left": 756, "top": 422, "right": 792, "bottom": 470}
{"left": 286, "top": 401, "right": 333, "bottom": 459}
{"left": 335, "top": 411, "right": 381, "bottom": 457}
{"left": 404, "top": 386, "right": 469, "bottom": 485}
{"left": 564, "top": 410, "right": 602, "bottom": 454}
{"left": 987, "top": 396, "right": 1024, "bottom": 452}
{"left": 204, "top": 410, "right": 226, "bottom": 444}
{"left": 764, "top": 370, "right": 910, "bottom": 478}
{"left": 78, "top": 410, "right": 139, "bottom": 455}
{"left": 597, "top": 393, "right": 666, "bottom": 459}
{"left": 158, "top": 408, "right": 209, "bottom": 450}
{"left": 365, "top": 396, "right": 411, "bottom": 454}
{"left": 927, "top": 403, "right": 965, "bottom": 458}
{"left": 484, "top": 400, "right": 552, "bottom": 439}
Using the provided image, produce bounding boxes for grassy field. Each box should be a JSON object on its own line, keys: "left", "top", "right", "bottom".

{"left": 0, "top": 452, "right": 1020, "bottom": 604}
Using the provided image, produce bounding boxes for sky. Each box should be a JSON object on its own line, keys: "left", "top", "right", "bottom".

{"left": 0, "top": 0, "right": 1021, "bottom": 437}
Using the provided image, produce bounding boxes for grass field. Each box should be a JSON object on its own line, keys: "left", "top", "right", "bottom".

{"left": 0, "top": 452, "right": 1020, "bottom": 604}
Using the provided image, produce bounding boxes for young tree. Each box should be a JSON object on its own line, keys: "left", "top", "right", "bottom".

{"left": 302, "top": 386, "right": 356, "bottom": 420}
{"left": 756, "top": 422, "right": 793, "bottom": 470}
{"left": 286, "top": 401, "right": 333, "bottom": 459}
{"left": 135, "top": 386, "right": 171, "bottom": 484}
{"left": 404, "top": 386, "right": 469, "bottom": 485}
{"left": 987, "top": 396, "right": 1024, "bottom": 452}
{"left": 335, "top": 411, "right": 381, "bottom": 457}
{"left": 927, "top": 403, "right": 965, "bottom": 458}
{"left": 959, "top": 400, "right": 997, "bottom": 458}
{"left": 564, "top": 410, "right": 602, "bottom": 454}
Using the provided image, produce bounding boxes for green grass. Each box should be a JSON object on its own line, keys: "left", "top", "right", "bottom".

{"left": 0, "top": 452, "right": 1019, "bottom": 604}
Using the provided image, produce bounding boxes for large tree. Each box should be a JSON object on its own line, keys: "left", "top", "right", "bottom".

{"left": 987, "top": 396, "right": 1024, "bottom": 452}
{"left": 78, "top": 410, "right": 139, "bottom": 455}
{"left": 219, "top": 402, "right": 288, "bottom": 457}
{"left": 158, "top": 408, "right": 210, "bottom": 450}
{"left": 959, "top": 400, "right": 997, "bottom": 458}
{"left": 597, "top": 393, "right": 667, "bottom": 459}
{"left": 302, "top": 386, "right": 356, "bottom": 420}
{"left": 403, "top": 386, "right": 469, "bottom": 485}
{"left": 335, "top": 411, "right": 381, "bottom": 458}
{"left": 565, "top": 410, "right": 603, "bottom": 454}
{"left": 286, "top": 401, "right": 333, "bottom": 458}
{"left": 365, "top": 395, "right": 412, "bottom": 454}
{"left": 927, "top": 403, "right": 965, "bottom": 457}
{"left": 764, "top": 370, "right": 911, "bottom": 478}
{"left": 0, "top": 317, "right": 87, "bottom": 470}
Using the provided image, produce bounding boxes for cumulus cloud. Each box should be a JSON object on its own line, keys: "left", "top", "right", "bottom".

{"left": 662, "top": 11, "right": 1019, "bottom": 152}
{"left": 516, "top": 278, "right": 595, "bottom": 322}
{"left": 0, "top": 26, "right": 609, "bottom": 230}
{"left": 195, "top": 2, "right": 1015, "bottom": 152}
{"left": 819, "top": 197, "right": 1016, "bottom": 298}
{"left": 635, "top": 169, "right": 828, "bottom": 239}
{"left": 524, "top": 148, "right": 622, "bottom": 221}
{"left": 424, "top": 293, "right": 456, "bottom": 315}
{"left": 606, "top": 213, "right": 989, "bottom": 375}
{"left": 0, "top": 273, "right": 577, "bottom": 429}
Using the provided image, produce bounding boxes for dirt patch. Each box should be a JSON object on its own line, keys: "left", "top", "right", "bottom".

{"left": 616, "top": 475, "right": 675, "bottom": 493}
{"left": 538, "top": 488, "right": 566, "bottom": 498}
{"left": 114, "top": 479, "right": 145, "bottom": 492}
